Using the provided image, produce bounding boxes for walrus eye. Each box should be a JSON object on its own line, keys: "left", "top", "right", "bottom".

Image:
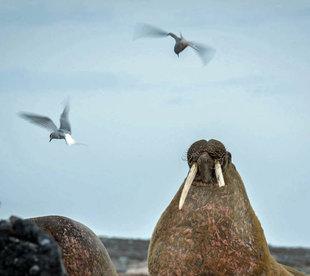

{"left": 179, "top": 162, "right": 198, "bottom": 210}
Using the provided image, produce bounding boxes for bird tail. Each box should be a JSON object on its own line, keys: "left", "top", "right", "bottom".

{"left": 64, "top": 134, "right": 86, "bottom": 146}
{"left": 65, "top": 134, "right": 76, "bottom": 146}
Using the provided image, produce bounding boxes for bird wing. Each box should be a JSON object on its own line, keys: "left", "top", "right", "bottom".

{"left": 188, "top": 41, "right": 216, "bottom": 65}
{"left": 134, "top": 23, "right": 169, "bottom": 39}
{"left": 168, "top": 32, "right": 180, "bottom": 41}
{"left": 18, "top": 112, "right": 58, "bottom": 132}
{"left": 59, "top": 103, "right": 71, "bottom": 132}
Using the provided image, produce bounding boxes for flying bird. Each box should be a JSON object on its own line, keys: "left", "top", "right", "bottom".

{"left": 134, "top": 23, "right": 215, "bottom": 65}
{"left": 18, "top": 103, "right": 78, "bottom": 146}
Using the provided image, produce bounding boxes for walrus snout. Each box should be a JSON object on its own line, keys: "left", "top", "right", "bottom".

{"left": 196, "top": 152, "right": 215, "bottom": 184}
{"left": 179, "top": 139, "right": 229, "bottom": 210}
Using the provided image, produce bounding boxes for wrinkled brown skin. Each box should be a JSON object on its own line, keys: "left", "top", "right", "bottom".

{"left": 29, "top": 216, "right": 117, "bottom": 276}
{"left": 148, "top": 140, "right": 307, "bottom": 276}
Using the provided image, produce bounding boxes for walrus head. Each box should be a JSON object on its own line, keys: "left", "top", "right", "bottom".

{"left": 148, "top": 138, "right": 307, "bottom": 276}
{"left": 179, "top": 139, "right": 231, "bottom": 210}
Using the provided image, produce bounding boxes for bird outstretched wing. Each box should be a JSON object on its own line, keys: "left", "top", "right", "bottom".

{"left": 188, "top": 41, "right": 216, "bottom": 65}
{"left": 19, "top": 112, "right": 58, "bottom": 132}
{"left": 59, "top": 103, "right": 71, "bottom": 132}
{"left": 134, "top": 23, "right": 169, "bottom": 39}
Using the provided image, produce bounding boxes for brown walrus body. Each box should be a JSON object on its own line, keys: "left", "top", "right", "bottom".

{"left": 30, "top": 215, "right": 117, "bottom": 276}
{"left": 148, "top": 139, "right": 307, "bottom": 276}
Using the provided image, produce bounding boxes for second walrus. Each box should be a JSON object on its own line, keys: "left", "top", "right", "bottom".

{"left": 30, "top": 216, "right": 117, "bottom": 276}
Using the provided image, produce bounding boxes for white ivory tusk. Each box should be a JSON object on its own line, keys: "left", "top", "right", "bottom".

{"left": 179, "top": 162, "right": 198, "bottom": 210}
{"left": 215, "top": 161, "right": 225, "bottom": 187}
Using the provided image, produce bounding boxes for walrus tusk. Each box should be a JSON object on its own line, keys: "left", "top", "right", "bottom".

{"left": 215, "top": 161, "right": 225, "bottom": 187}
{"left": 179, "top": 162, "right": 198, "bottom": 210}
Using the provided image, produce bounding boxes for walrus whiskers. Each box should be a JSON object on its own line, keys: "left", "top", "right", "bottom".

{"left": 215, "top": 160, "right": 225, "bottom": 187}
{"left": 179, "top": 162, "right": 197, "bottom": 210}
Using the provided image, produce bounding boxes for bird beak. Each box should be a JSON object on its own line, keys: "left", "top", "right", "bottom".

{"left": 179, "top": 162, "right": 198, "bottom": 210}
{"left": 215, "top": 161, "right": 225, "bottom": 187}
{"left": 49, "top": 138, "right": 52, "bottom": 142}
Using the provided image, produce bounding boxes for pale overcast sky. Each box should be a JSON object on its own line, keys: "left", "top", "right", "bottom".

{"left": 1, "top": 0, "right": 310, "bottom": 247}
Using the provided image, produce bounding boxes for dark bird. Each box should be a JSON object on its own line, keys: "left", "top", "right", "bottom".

{"left": 18, "top": 103, "right": 78, "bottom": 146}
{"left": 134, "top": 23, "right": 215, "bottom": 65}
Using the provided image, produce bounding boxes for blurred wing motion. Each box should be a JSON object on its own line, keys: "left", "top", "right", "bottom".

{"left": 134, "top": 23, "right": 168, "bottom": 40}
{"left": 59, "top": 103, "right": 71, "bottom": 132}
{"left": 19, "top": 112, "right": 58, "bottom": 132}
{"left": 189, "top": 41, "right": 216, "bottom": 65}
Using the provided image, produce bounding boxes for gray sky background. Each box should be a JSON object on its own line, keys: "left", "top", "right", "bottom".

{"left": 1, "top": 0, "right": 310, "bottom": 247}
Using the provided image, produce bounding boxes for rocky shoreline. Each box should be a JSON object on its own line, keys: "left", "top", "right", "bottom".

{"left": 100, "top": 237, "right": 310, "bottom": 275}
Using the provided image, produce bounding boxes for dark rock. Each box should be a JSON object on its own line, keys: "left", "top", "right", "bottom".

{"left": 0, "top": 216, "right": 67, "bottom": 276}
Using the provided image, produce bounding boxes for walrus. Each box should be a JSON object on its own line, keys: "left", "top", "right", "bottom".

{"left": 29, "top": 215, "right": 117, "bottom": 276}
{"left": 148, "top": 139, "right": 307, "bottom": 276}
